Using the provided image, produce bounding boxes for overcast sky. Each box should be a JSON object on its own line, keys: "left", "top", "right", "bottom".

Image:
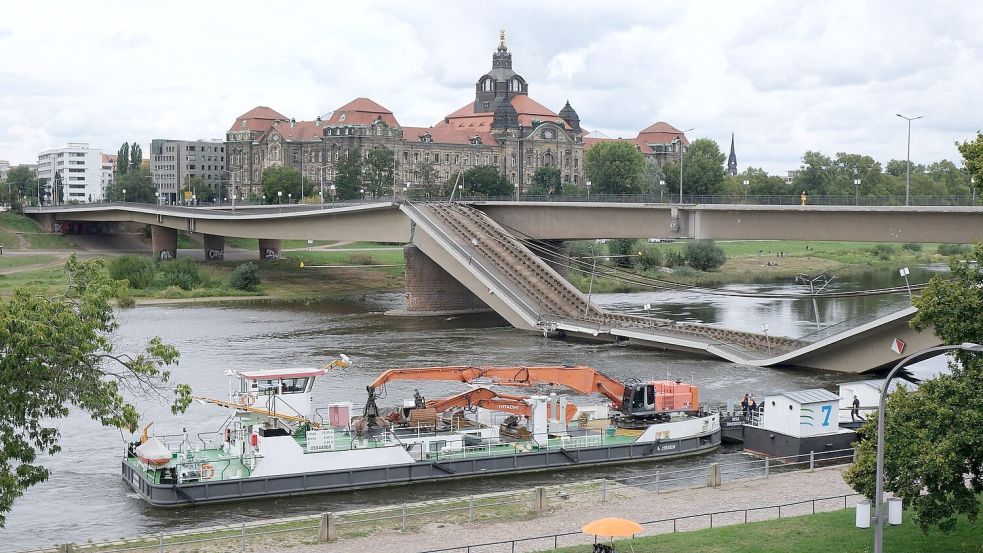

{"left": 1, "top": 0, "right": 980, "bottom": 174}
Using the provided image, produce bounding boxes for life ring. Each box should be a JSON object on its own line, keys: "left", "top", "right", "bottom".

{"left": 239, "top": 394, "right": 255, "bottom": 407}
{"left": 199, "top": 463, "right": 215, "bottom": 480}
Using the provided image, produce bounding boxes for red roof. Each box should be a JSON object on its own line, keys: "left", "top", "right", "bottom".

{"left": 584, "top": 122, "right": 690, "bottom": 154}
{"left": 436, "top": 95, "right": 568, "bottom": 130}
{"left": 261, "top": 120, "right": 324, "bottom": 141}
{"left": 229, "top": 106, "right": 288, "bottom": 132}
{"left": 102, "top": 153, "right": 117, "bottom": 163}
{"left": 402, "top": 126, "right": 496, "bottom": 146}
{"left": 326, "top": 97, "right": 399, "bottom": 127}
{"left": 239, "top": 368, "right": 325, "bottom": 380}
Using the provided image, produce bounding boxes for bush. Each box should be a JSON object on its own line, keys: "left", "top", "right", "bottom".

{"left": 158, "top": 258, "right": 202, "bottom": 290}
{"left": 664, "top": 249, "right": 686, "bottom": 268}
{"left": 938, "top": 243, "right": 971, "bottom": 256}
{"left": 230, "top": 262, "right": 261, "bottom": 291}
{"left": 637, "top": 245, "right": 663, "bottom": 270}
{"left": 902, "top": 243, "right": 922, "bottom": 252}
{"left": 108, "top": 255, "right": 156, "bottom": 289}
{"left": 607, "top": 239, "right": 639, "bottom": 268}
{"left": 684, "top": 240, "right": 727, "bottom": 271}
{"left": 116, "top": 293, "right": 135, "bottom": 308}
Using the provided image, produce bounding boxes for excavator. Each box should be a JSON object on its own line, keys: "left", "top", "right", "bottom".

{"left": 427, "top": 386, "right": 580, "bottom": 422}
{"left": 363, "top": 365, "right": 700, "bottom": 426}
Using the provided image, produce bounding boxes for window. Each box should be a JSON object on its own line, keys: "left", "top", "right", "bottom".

{"left": 414, "top": 152, "right": 420, "bottom": 162}
{"left": 494, "top": 155, "right": 499, "bottom": 164}
{"left": 464, "top": 154, "right": 470, "bottom": 166}
{"left": 444, "top": 153, "right": 449, "bottom": 164}
{"left": 574, "top": 157, "right": 579, "bottom": 168}
{"left": 403, "top": 151, "right": 408, "bottom": 162}
{"left": 293, "top": 151, "right": 299, "bottom": 163}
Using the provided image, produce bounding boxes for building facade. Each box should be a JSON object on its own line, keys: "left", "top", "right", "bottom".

{"left": 101, "top": 154, "right": 117, "bottom": 198}
{"left": 226, "top": 32, "right": 689, "bottom": 200}
{"left": 151, "top": 139, "right": 227, "bottom": 202}
{"left": 37, "top": 143, "right": 104, "bottom": 204}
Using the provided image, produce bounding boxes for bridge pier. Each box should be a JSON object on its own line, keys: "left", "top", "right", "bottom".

{"left": 203, "top": 234, "right": 225, "bottom": 261}
{"left": 259, "top": 239, "right": 282, "bottom": 260}
{"left": 151, "top": 225, "right": 177, "bottom": 261}
{"left": 402, "top": 245, "right": 489, "bottom": 314}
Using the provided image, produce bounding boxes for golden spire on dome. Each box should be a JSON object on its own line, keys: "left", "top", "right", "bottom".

{"left": 498, "top": 29, "right": 506, "bottom": 50}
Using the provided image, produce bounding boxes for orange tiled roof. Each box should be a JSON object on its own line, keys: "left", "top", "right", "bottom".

{"left": 326, "top": 97, "right": 399, "bottom": 127}
{"left": 402, "top": 126, "right": 496, "bottom": 146}
{"left": 436, "top": 95, "right": 568, "bottom": 130}
{"left": 584, "top": 122, "right": 690, "bottom": 153}
{"left": 101, "top": 153, "right": 117, "bottom": 163}
{"left": 261, "top": 120, "right": 324, "bottom": 142}
{"left": 229, "top": 106, "right": 288, "bottom": 132}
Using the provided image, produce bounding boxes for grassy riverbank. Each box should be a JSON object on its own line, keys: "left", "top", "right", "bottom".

{"left": 547, "top": 506, "right": 983, "bottom": 553}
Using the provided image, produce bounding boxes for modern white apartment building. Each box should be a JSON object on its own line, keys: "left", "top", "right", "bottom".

{"left": 37, "top": 143, "right": 105, "bottom": 204}
{"left": 151, "top": 139, "right": 226, "bottom": 202}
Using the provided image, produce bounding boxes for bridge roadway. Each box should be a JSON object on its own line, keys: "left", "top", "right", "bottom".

{"left": 25, "top": 201, "right": 959, "bottom": 373}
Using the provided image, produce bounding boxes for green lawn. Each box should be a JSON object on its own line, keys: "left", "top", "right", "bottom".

{"left": 330, "top": 241, "right": 404, "bottom": 249}
{"left": 0, "top": 231, "right": 20, "bottom": 248}
{"left": 0, "top": 211, "right": 42, "bottom": 232}
{"left": 225, "top": 237, "right": 335, "bottom": 250}
{"left": 545, "top": 507, "right": 983, "bottom": 553}
{"left": 0, "top": 266, "right": 70, "bottom": 294}
{"left": 287, "top": 249, "right": 404, "bottom": 278}
{"left": 23, "top": 232, "right": 74, "bottom": 249}
{"left": 0, "top": 254, "right": 58, "bottom": 270}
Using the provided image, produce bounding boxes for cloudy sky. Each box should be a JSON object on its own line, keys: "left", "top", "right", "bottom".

{"left": 1, "top": 0, "right": 980, "bottom": 174}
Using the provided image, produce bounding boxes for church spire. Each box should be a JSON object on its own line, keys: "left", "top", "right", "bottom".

{"left": 727, "top": 133, "right": 738, "bottom": 176}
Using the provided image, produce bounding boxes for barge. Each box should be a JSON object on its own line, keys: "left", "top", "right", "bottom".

{"left": 123, "top": 363, "right": 720, "bottom": 506}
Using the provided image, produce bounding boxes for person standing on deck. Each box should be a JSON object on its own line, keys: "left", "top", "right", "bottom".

{"left": 851, "top": 395, "right": 862, "bottom": 421}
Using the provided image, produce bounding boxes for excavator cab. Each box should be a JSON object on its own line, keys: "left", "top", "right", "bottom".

{"left": 619, "top": 380, "right": 699, "bottom": 421}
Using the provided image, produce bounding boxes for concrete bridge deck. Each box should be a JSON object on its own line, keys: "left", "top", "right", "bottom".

{"left": 23, "top": 201, "right": 951, "bottom": 372}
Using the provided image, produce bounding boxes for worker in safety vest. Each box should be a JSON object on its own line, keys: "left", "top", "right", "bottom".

{"left": 800, "top": 191, "right": 808, "bottom": 206}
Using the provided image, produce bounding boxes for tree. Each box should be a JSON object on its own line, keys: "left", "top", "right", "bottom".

{"left": 4, "top": 166, "right": 36, "bottom": 205}
{"left": 260, "top": 166, "right": 302, "bottom": 203}
{"left": 845, "top": 243, "right": 983, "bottom": 532}
{"left": 363, "top": 146, "right": 397, "bottom": 197}
{"left": 793, "top": 151, "right": 834, "bottom": 195}
{"left": 956, "top": 132, "right": 983, "bottom": 197}
{"left": 684, "top": 240, "right": 726, "bottom": 271}
{"left": 107, "top": 167, "right": 156, "bottom": 203}
{"left": 530, "top": 166, "right": 561, "bottom": 196}
{"left": 129, "top": 143, "right": 143, "bottom": 171}
{"left": 642, "top": 157, "right": 665, "bottom": 195}
{"left": 462, "top": 165, "right": 511, "bottom": 197}
{"left": 608, "top": 239, "right": 639, "bottom": 268}
{"left": 52, "top": 171, "right": 63, "bottom": 204}
{"left": 0, "top": 255, "right": 189, "bottom": 526}
{"left": 416, "top": 163, "right": 441, "bottom": 198}
{"left": 181, "top": 176, "right": 218, "bottom": 203}
{"left": 117, "top": 142, "right": 130, "bottom": 176}
{"left": 584, "top": 141, "right": 645, "bottom": 194}
{"left": 334, "top": 148, "right": 364, "bottom": 201}
{"left": 680, "top": 138, "right": 726, "bottom": 196}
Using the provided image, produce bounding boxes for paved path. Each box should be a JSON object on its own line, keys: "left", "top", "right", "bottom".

{"left": 275, "top": 466, "right": 857, "bottom": 553}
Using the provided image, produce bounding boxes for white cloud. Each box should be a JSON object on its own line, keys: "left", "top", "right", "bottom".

{"left": 0, "top": 0, "right": 981, "bottom": 176}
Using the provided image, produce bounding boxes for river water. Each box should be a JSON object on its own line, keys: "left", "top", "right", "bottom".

{"left": 0, "top": 266, "right": 947, "bottom": 550}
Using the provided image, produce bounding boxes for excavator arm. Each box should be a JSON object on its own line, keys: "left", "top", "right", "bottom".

{"left": 369, "top": 365, "right": 626, "bottom": 408}
{"left": 427, "top": 387, "right": 580, "bottom": 423}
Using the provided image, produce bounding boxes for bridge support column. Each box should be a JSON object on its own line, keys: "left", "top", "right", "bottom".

{"left": 402, "top": 245, "right": 488, "bottom": 314}
{"left": 203, "top": 234, "right": 225, "bottom": 261}
{"left": 151, "top": 225, "right": 177, "bottom": 261}
{"left": 259, "top": 239, "right": 282, "bottom": 260}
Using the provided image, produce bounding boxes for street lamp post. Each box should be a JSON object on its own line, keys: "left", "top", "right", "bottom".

{"left": 896, "top": 113, "right": 923, "bottom": 206}
{"left": 659, "top": 179, "right": 665, "bottom": 203}
{"left": 673, "top": 128, "right": 695, "bottom": 202}
{"left": 122, "top": 188, "right": 126, "bottom": 203}
{"left": 855, "top": 178, "right": 862, "bottom": 205}
{"left": 743, "top": 179, "right": 750, "bottom": 203}
{"left": 872, "top": 342, "right": 983, "bottom": 553}
{"left": 586, "top": 180, "right": 591, "bottom": 202}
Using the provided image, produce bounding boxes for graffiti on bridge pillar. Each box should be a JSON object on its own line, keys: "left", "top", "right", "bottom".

{"left": 157, "top": 249, "right": 176, "bottom": 261}
{"left": 206, "top": 248, "right": 225, "bottom": 261}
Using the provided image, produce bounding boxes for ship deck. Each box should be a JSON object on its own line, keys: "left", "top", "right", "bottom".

{"left": 125, "top": 424, "right": 643, "bottom": 484}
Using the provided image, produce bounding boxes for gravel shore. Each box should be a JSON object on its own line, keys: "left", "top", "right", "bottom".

{"left": 271, "top": 466, "right": 857, "bottom": 553}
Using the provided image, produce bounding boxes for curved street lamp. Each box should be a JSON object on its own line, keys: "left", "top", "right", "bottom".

{"left": 873, "top": 342, "right": 983, "bottom": 553}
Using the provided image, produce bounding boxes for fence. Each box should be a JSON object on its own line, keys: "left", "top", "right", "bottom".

{"left": 420, "top": 492, "right": 864, "bottom": 553}
{"left": 34, "top": 449, "right": 854, "bottom": 553}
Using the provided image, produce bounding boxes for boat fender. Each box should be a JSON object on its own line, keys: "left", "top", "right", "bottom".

{"left": 250, "top": 433, "right": 258, "bottom": 447}
{"left": 200, "top": 463, "right": 215, "bottom": 480}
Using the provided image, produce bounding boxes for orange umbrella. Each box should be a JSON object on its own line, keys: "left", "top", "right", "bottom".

{"left": 582, "top": 517, "right": 643, "bottom": 537}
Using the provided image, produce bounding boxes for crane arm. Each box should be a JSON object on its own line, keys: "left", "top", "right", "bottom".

{"left": 427, "top": 387, "right": 579, "bottom": 423}
{"left": 369, "top": 365, "right": 626, "bottom": 407}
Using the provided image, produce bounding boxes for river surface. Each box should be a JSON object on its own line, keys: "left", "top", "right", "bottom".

{"left": 0, "top": 266, "right": 948, "bottom": 550}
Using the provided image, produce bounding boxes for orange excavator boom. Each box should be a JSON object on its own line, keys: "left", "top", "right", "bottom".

{"left": 369, "top": 365, "right": 627, "bottom": 408}
{"left": 427, "top": 387, "right": 580, "bottom": 423}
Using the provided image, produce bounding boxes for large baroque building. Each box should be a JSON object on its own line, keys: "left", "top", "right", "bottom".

{"left": 226, "top": 32, "right": 689, "bottom": 200}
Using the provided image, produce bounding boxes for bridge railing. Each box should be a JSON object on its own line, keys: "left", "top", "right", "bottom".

{"left": 445, "top": 192, "right": 980, "bottom": 206}
{"left": 23, "top": 199, "right": 391, "bottom": 215}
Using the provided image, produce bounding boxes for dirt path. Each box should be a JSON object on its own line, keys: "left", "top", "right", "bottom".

{"left": 270, "top": 466, "right": 857, "bottom": 553}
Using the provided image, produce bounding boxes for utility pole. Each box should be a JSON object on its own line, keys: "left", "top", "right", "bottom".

{"left": 896, "top": 113, "right": 923, "bottom": 206}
